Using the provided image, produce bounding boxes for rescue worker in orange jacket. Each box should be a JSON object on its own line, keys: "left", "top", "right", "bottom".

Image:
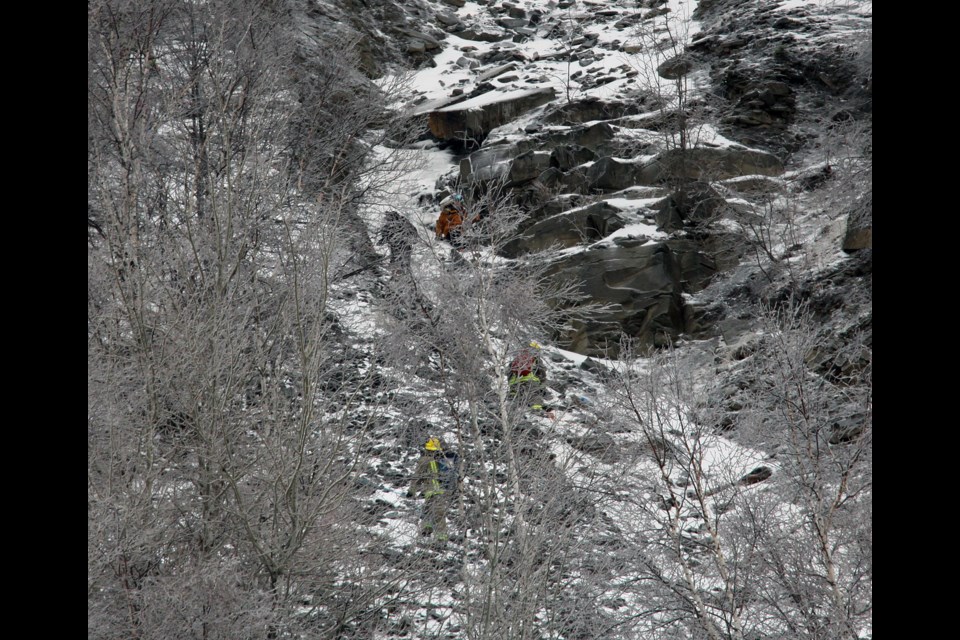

{"left": 436, "top": 194, "right": 469, "bottom": 248}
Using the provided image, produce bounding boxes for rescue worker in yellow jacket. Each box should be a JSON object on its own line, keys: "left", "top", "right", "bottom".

{"left": 407, "top": 437, "right": 452, "bottom": 541}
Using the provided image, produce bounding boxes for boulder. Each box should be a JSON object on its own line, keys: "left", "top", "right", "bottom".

{"left": 501, "top": 201, "right": 627, "bottom": 257}
{"left": 842, "top": 194, "right": 872, "bottom": 252}
{"left": 498, "top": 17, "right": 527, "bottom": 29}
{"left": 456, "top": 56, "right": 480, "bottom": 69}
{"left": 739, "top": 466, "right": 773, "bottom": 485}
{"left": 458, "top": 28, "right": 507, "bottom": 42}
{"left": 587, "top": 157, "right": 650, "bottom": 191}
{"left": 394, "top": 28, "right": 442, "bottom": 50}
{"left": 436, "top": 12, "right": 461, "bottom": 27}
{"left": 566, "top": 432, "right": 617, "bottom": 458}
{"left": 657, "top": 54, "right": 694, "bottom": 79}
{"left": 639, "top": 147, "right": 784, "bottom": 184}
{"left": 428, "top": 87, "right": 556, "bottom": 143}
{"left": 478, "top": 62, "right": 519, "bottom": 82}
{"left": 546, "top": 242, "right": 715, "bottom": 355}
{"left": 550, "top": 144, "right": 597, "bottom": 171}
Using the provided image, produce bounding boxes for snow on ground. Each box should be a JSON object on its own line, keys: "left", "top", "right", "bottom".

{"left": 348, "top": 0, "right": 790, "bottom": 575}
{"left": 399, "top": 0, "right": 706, "bottom": 114}
{"left": 776, "top": 0, "right": 872, "bottom": 13}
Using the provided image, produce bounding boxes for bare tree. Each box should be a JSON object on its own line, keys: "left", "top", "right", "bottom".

{"left": 597, "top": 294, "right": 871, "bottom": 640}
{"left": 89, "top": 1, "right": 419, "bottom": 637}
{"left": 622, "top": 2, "right": 705, "bottom": 179}
{"left": 371, "top": 182, "right": 630, "bottom": 639}
{"left": 599, "top": 342, "right": 753, "bottom": 640}
{"left": 733, "top": 299, "right": 872, "bottom": 639}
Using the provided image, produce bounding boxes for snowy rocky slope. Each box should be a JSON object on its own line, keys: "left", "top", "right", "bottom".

{"left": 315, "top": 0, "right": 872, "bottom": 637}
{"left": 356, "top": 0, "right": 871, "bottom": 351}
{"left": 87, "top": 0, "right": 871, "bottom": 637}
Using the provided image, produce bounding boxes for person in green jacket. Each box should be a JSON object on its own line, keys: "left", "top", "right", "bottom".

{"left": 508, "top": 341, "right": 554, "bottom": 418}
{"left": 407, "top": 437, "right": 451, "bottom": 541}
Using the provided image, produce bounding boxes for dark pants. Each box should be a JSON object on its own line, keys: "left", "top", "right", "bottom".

{"left": 421, "top": 493, "right": 449, "bottom": 539}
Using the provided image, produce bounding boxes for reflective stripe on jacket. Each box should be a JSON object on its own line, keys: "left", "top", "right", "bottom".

{"left": 425, "top": 459, "right": 445, "bottom": 498}
{"left": 410, "top": 454, "right": 445, "bottom": 498}
{"left": 509, "top": 373, "right": 541, "bottom": 386}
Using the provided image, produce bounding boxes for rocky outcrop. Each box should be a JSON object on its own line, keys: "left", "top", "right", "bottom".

{"left": 543, "top": 97, "right": 649, "bottom": 125}
{"left": 459, "top": 143, "right": 552, "bottom": 187}
{"left": 412, "top": 0, "right": 865, "bottom": 363}
{"left": 654, "top": 182, "right": 731, "bottom": 231}
{"left": 550, "top": 144, "right": 597, "bottom": 171}
{"left": 508, "top": 150, "right": 553, "bottom": 185}
{"left": 459, "top": 143, "right": 517, "bottom": 183}
{"left": 586, "top": 147, "right": 783, "bottom": 193}
{"left": 842, "top": 194, "right": 872, "bottom": 252}
{"left": 640, "top": 147, "right": 785, "bottom": 184}
{"left": 428, "top": 87, "right": 556, "bottom": 144}
{"left": 545, "top": 241, "right": 718, "bottom": 355}
{"left": 691, "top": 0, "right": 871, "bottom": 154}
{"left": 586, "top": 157, "right": 649, "bottom": 191}
{"left": 543, "top": 122, "right": 618, "bottom": 157}
{"left": 502, "top": 201, "right": 627, "bottom": 257}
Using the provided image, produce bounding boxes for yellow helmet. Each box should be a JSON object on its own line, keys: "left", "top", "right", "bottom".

{"left": 425, "top": 437, "right": 442, "bottom": 451}
{"left": 529, "top": 341, "right": 542, "bottom": 349}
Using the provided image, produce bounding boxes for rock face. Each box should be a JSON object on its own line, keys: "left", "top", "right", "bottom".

{"left": 428, "top": 87, "right": 556, "bottom": 144}
{"left": 654, "top": 182, "right": 731, "bottom": 231}
{"left": 550, "top": 144, "right": 597, "bottom": 171}
{"left": 640, "top": 147, "right": 784, "bottom": 184}
{"left": 544, "top": 122, "right": 618, "bottom": 157}
{"left": 543, "top": 97, "right": 648, "bottom": 125}
{"left": 545, "top": 241, "right": 719, "bottom": 356}
{"left": 585, "top": 147, "right": 782, "bottom": 193}
{"left": 502, "top": 202, "right": 627, "bottom": 257}
{"left": 508, "top": 150, "right": 553, "bottom": 185}
{"left": 691, "top": 0, "right": 871, "bottom": 154}
{"left": 586, "top": 158, "right": 649, "bottom": 191}
{"left": 842, "top": 194, "right": 872, "bottom": 252}
{"left": 407, "top": 0, "right": 868, "bottom": 358}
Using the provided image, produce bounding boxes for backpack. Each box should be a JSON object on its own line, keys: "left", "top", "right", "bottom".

{"left": 510, "top": 350, "right": 536, "bottom": 378}
{"left": 436, "top": 451, "right": 460, "bottom": 493}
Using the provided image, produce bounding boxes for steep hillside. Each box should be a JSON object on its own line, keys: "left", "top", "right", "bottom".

{"left": 348, "top": 0, "right": 872, "bottom": 637}
{"left": 88, "top": 1, "right": 871, "bottom": 638}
